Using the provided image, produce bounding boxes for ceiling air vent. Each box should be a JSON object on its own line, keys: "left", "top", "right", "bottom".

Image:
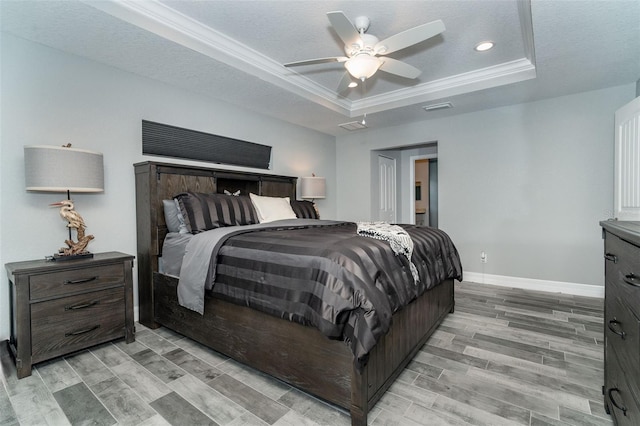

{"left": 423, "top": 102, "right": 453, "bottom": 112}
{"left": 339, "top": 120, "right": 368, "bottom": 131}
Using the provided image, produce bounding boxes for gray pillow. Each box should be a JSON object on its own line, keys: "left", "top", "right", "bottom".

{"left": 162, "top": 199, "right": 188, "bottom": 234}
{"left": 174, "top": 192, "right": 259, "bottom": 233}
{"left": 290, "top": 199, "right": 320, "bottom": 219}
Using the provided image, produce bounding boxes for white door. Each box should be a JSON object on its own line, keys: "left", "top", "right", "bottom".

{"left": 378, "top": 155, "right": 397, "bottom": 223}
{"left": 614, "top": 96, "right": 640, "bottom": 220}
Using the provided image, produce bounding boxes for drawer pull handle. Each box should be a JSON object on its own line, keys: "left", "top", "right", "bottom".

{"left": 64, "top": 276, "right": 98, "bottom": 285}
{"left": 608, "top": 319, "right": 626, "bottom": 339}
{"left": 608, "top": 388, "right": 627, "bottom": 416}
{"left": 65, "top": 301, "right": 100, "bottom": 311}
{"left": 65, "top": 325, "right": 100, "bottom": 337}
{"left": 623, "top": 274, "right": 640, "bottom": 287}
{"left": 605, "top": 253, "right": 618, "bottom": 263}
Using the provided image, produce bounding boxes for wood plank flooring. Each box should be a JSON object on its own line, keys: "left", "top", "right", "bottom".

{"left": 1, "top": 282, "right": 613, "bottom": 425}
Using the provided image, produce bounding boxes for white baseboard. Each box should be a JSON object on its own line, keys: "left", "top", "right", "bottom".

{"left": 463, "top": 271, "right": 604, "bottom": 298}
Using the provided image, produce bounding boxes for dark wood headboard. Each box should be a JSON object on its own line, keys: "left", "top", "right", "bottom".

{"left": 134, "top": 161, "right": 297, "bottom": 326}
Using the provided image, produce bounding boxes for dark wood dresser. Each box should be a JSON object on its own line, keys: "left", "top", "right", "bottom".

{"left": 5, "top": 251, "right": 135, "bottom": 378}
{"left": 601, "top": 220, "right": 640, "bottom": 425}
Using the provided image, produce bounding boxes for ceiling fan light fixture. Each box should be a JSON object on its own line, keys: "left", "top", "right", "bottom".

{"left": 285, "top": 12, "right": 445, "bottom": 85}
{"left": 475, "top": 41, "right": 494, "bottom": 52}
{"left": 344, "top": 55, "right": 382, "bottom": 80}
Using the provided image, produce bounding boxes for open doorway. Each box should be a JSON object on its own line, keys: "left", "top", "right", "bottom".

{"left": 410, "top": 154, "right": 438, "bottom": 227}
{"left": 414, "top": 159, "right": 429, "bottom": 225}
{"left": 372, "top": 142, "right": 437, "bottom": 224}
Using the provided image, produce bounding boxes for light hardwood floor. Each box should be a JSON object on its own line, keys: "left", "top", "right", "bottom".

{"left": 1, "top": 281, "right": 613, "bottom": 425}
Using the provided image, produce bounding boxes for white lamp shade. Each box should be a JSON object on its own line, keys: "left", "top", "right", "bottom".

{"left": 301, "top": 176, "right": 326, "bottom": 199}
{"left": 25, "top": 145, "right": 104, "bottom": 192}
{"left": 344, "top": 55, "right": 383, "bottom": 80}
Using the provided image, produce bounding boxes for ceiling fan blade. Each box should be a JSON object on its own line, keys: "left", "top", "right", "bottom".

{"left": 375, "top": 19, "right": 445, "bottom": 55}
{"left": 284, "top": 57, "right": 347, "bottom": 67}
{"left": 379, "top": 57, "right": 422, "bottom": 79}
{"left": 327, "top": 11, "right": 361, "bottom": 48}
{"left": 336, "top": 71, "right": 354, "bottom": 94}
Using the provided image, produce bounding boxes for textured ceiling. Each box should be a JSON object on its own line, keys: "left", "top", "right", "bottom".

{"left": 1, "top": 0, "right": 639, "bottom": 136}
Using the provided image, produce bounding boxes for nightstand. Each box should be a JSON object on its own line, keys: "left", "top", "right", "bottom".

{"left": 5, "top": 251, "right": 135, "bottom": 378}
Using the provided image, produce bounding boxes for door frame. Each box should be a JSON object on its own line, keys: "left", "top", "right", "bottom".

{"left": 409, "top": 154, "right": 438, "bottom": 224}
{"left": 614, "top": 96, "right": 640, "bottom": 220}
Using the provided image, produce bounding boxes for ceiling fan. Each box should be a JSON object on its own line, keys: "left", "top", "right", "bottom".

{"left": 284, "top": 11, "right": 445, "bottom": 93}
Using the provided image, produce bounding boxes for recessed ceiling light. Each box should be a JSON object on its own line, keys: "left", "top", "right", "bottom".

{"left": 348, "top": 81, "right": 358, "bottom": 88}
{"left": 475, "top": 41, "right": 494, "bottom": 52}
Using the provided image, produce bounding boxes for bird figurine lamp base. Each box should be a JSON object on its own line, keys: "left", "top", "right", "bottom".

{"left": 49, "top": 192, "right": 96, "bottom": 261}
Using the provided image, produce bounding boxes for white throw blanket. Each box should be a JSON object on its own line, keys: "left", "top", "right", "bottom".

{"left": 356, "top": 222, "right": 419, "bottom": 283}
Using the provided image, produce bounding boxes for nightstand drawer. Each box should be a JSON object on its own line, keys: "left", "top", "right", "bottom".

{"left": 29, "top": 263, "right": 125, "bottom": 300}
{"left": 31, "top": 287, "right": 125, "bottom": 358}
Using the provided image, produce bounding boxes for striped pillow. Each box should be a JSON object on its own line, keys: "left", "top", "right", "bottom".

{"left": 174, "top": 192, "right": 258, "bottom": 233}
{"left": 290, "top": 200, "right": 319, "bottom": 219}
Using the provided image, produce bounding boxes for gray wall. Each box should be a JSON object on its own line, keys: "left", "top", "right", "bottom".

{"left": 337, "top": 84, "right": 635, "bottom": 287}
{"left": 0, "top": 34, "right": 337, "bottom": 340}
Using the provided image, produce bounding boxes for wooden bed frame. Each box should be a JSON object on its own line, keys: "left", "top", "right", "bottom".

{"left": 134, "top": 161, "right": 454, "bottom": 425}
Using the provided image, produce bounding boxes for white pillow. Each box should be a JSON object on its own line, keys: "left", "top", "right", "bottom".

{"left": 249, "top": 193, "right": 297, "bottom": 223}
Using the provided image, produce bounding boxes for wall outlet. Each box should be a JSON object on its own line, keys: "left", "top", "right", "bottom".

{"left": 481, "top": 251, "right": 487, "bottom": 263}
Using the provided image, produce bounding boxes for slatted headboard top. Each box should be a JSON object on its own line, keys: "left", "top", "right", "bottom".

{"left": 134, "top": 161, "right": 297, "bottom": 325}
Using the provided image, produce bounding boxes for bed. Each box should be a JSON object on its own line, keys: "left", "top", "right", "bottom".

{"left": 134, "top": 161, "right": 462, "bottom": 425}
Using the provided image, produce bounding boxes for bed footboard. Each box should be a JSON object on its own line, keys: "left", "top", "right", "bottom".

{"left": 153, "top": 273, "right": 453, "bottom": 425}
{"left": 154, "top": 273, "right": 354, "bottom": 408}
{"left": 355, "top": 278, "right": 454, "bottom": 424}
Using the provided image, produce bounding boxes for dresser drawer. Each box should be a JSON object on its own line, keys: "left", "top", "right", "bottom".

{"left": 31, "top": 287, "right": 125, "bottom": 359}
{"left": 606, "top": 295, "right": 640, "bottom": 381}
{"left": 29, "top": 263, "right": 125, "bottom": 300}
{"left": 605, "top": 233, "right": 640, "bottom": 319}
{"left": 606, "top": 346, "right": 640, "bottom": 426}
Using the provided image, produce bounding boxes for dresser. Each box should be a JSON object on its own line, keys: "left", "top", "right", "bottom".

{"left": 601, "top": 221, "right": 640, "bottom": 425}
{"left": 5, "top": 251, "right": 135, "bottom": 378}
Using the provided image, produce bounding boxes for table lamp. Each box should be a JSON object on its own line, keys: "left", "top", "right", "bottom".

{"left": 24, "top": 144, "right": 104, "bottom": 260}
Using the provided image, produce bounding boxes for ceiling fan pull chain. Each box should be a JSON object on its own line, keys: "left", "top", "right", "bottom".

{"left": 361, "top": 78, "right": 367, "bottom": 125}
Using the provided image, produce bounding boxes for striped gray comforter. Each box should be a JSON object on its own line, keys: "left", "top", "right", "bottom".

{"left": 179, "top": 219, "right": 462, "bottom": 364}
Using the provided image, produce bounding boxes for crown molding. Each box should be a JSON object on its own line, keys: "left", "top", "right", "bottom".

{"left": 518, "top": 0, "right": 536, "bottom": 64}
{"left": 82, "top": 0, "right": 352, "bottom": 115}
{"left": 83, "top": 0, "right": 536, "bottom": 118}
{"left": 350, "top": 58, "right": 537, "bottom": 116}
